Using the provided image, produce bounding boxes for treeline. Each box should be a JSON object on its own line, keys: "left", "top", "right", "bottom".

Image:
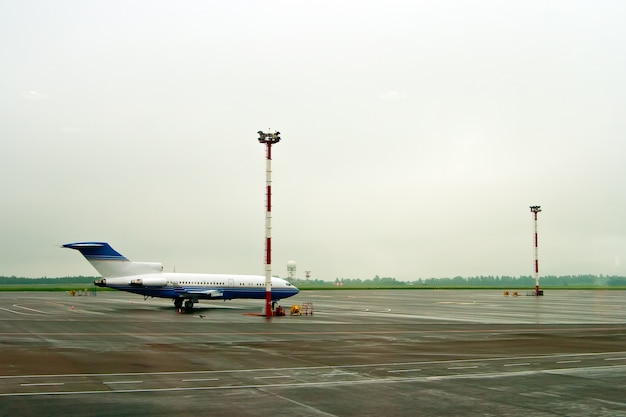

{"left": 0, "top": 276, "right": 97, "bottom": 285}
{"left": 317, "top": 274, "right": 626, "bottom": 287}
{"left": 3, "top": 274, "right": 626, "bottom": 288}
{"left": 415, "top": 275, "right": 626, "bottom": 287}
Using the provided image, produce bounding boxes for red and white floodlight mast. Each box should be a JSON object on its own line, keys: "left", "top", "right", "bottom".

{"left": 530, "top": 205, "right": 542, "bottom": 296}
{"left": 258, "top": 130, "right": 281, "bottom": 317}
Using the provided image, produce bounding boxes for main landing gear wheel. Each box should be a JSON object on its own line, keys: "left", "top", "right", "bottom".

{"left": 184, "top": 299, "right": 194, "bottom": 311}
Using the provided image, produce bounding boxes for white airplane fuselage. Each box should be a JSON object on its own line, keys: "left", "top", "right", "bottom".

{"left": 95, "top": 272, "right": 299, "bottom": 301}
{"left": 64, "top": 242, "right": 299, "bottom": 310}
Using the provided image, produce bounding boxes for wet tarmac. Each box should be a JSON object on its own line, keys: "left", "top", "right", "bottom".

{"left": 1, "top": 289, "right": 625, "bottom": 416}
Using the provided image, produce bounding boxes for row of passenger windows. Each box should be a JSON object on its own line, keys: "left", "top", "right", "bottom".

{"left": 177, "top": 282, "right": 270, "bottom": 286}
{"left": 179, "top": 282, "right": 225, "bottom": 285}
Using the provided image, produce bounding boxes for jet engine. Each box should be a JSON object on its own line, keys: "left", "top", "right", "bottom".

{"left": 129, "top": 277, "right": 167, "bottom": 287}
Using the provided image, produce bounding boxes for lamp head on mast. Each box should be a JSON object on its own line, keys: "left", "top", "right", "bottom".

{"left": 258, "top": 130, "right": 281, "bottom": 144}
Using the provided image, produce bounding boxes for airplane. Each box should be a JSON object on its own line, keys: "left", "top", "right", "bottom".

{"left": 63, "top": 242, "right": 299, "bottom": 311}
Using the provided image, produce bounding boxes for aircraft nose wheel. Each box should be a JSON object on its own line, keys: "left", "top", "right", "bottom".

{"left": 184, "top": 299, "right": 194, "bottom": 311}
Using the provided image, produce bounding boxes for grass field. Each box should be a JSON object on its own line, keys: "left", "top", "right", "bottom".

{"left": 0, "top": 284, "right": 103, "bottom": 292}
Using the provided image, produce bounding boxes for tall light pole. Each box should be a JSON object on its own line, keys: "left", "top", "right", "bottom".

{"left": 530, "top": 205, "right": 542, "bottom": 296}
{"left": 258, "top": 130, "right": 281, "bottom": 317}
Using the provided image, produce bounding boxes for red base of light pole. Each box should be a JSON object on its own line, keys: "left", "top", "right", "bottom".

{"left": 265, "top": 292, "right": 272, "bottom": 317}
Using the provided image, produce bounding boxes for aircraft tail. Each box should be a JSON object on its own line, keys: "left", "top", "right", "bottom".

{"left": 63, "top": 242, "right": 163, "bottom": 277}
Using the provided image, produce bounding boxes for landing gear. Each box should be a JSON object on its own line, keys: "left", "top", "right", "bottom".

{"left": 173, "top": 298, "right": 195, "bottom": 312}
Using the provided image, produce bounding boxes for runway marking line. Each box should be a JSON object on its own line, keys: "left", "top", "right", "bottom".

{"left": 0, "top": 307, "right": 33, "bottom": 316}
{"left": 388, "top": 369, "right": 421, "bottom": 373}
{"left": 5, "top": 365, "right": 626, "bottom": 398}
{"left": 181, "top": 378, "right": 219, "bottom": 382}
{"left": 103, "top": 381, "right": 143, "bottom": 385}
{"left": 318, "top": 367, "right": 360, "bottom": 377}
{"left": 0, "top": 351, "right": 626, "bottom": 382}
{"left": 12, "top": 305, "right": 48, "bottom": 314}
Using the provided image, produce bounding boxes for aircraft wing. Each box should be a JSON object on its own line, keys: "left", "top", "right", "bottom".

{"left": 183, "top": 289, "right": 224, "bottom": 298}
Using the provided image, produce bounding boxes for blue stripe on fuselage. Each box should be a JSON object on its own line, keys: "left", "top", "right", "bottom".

{"left": 107, "top": 285, "right": 299, "bottom": 300}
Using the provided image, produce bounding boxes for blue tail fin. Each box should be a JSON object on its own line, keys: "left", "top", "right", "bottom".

{"left": 63, "top": 242, "right": 128, "bottom": 261}
{"left": 63, "top": 242, "right": 162, "bottom": 277}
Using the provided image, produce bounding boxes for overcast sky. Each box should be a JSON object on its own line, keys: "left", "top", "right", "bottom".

{"left": 1, "top": 0, "right": 625, "bottom": 281}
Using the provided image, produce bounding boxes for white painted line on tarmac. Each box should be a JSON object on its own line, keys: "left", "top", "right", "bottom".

{"left": 4, "top": 365, "right": 626, "bottom": 398}
{"left": 0, "top": 353, "right": 597, "bottom": 382}
{"left": 20, "top": 383, "right": 64, "bottom": 387}
{"left": 0, "top": 307, "right": 31, "bottom": 315}
{"left": 557, "top": 360, "right": 581, "bottom": 364}
{"left": 448, "top": 366, "right": 479, "bottom": 370}
{"left": 604, "top": 357, "right": 626, "bottom": 361}
{"left": 181, "top": 378, "right": 219, "bottom": 382}
{"left": 321, "top": 371, "right": 359, "bottom": 377}
{"left": 254, "top": 375, "right": 291, "bottom": 380}
{"left": 103, "top": 381, "right": 143, "bottom": 385}
{"left": 388, "top": 369, "right": 421, "bottom": 373}
{"left": 260, "top": 390, "right": 338, "bottom": 417}
{"left": 13, "top": 305, "right": 48, "bottom": 314}
{"left": 503, "top": 363, "right": 531, "bottom": 367}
